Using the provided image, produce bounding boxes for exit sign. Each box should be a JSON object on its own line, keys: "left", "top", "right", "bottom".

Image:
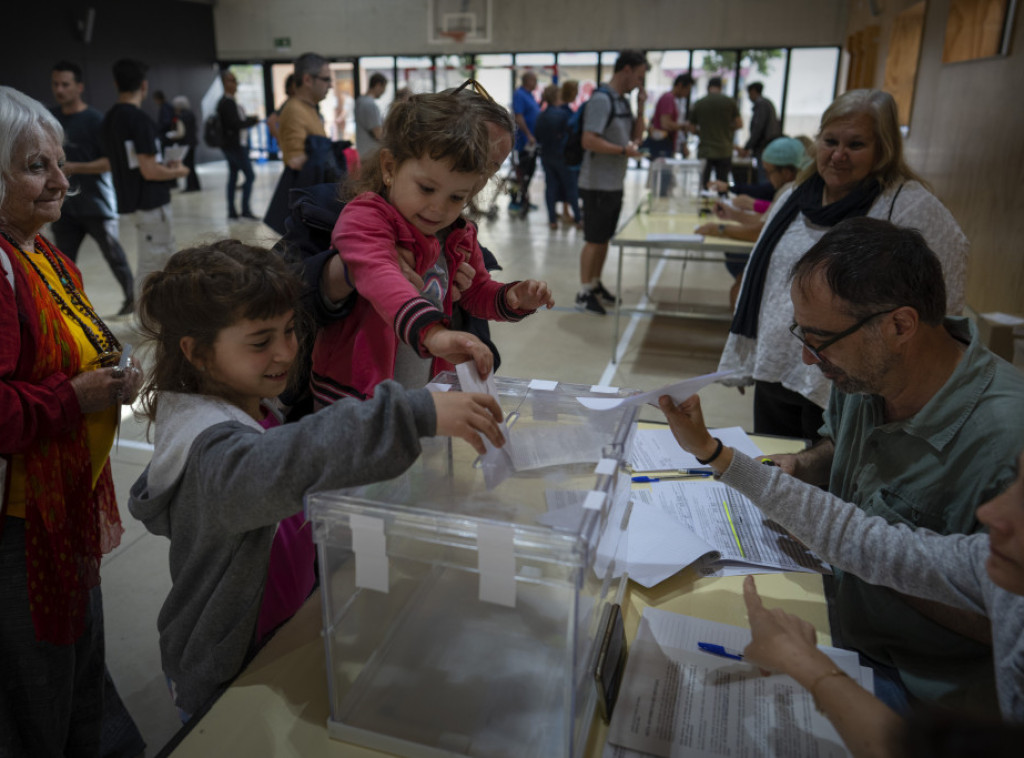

{"left": 274, "top": 37, "right": 291, "bottom": 51}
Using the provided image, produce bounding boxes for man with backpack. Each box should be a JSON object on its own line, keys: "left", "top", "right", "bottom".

{"left": 216, "top": 70, "right": 260, "bottom": 220}
{"left": 574, "top": 50, "right": 648, "bottom": 315}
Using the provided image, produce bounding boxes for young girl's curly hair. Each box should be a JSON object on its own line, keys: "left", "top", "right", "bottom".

{"left": 135, "top": 239, "right": 303, "bottom": 423}
{"left": 345, "top": 90, "right": 494, "bottom": 201}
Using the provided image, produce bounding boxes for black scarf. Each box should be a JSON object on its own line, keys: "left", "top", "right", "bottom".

{"left": 730, "top": 174, "right": 883, "bottom": 338}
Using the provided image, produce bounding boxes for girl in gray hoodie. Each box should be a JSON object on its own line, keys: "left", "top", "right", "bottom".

{"left": 127, "top": 240, "right": 504, "bottom": 718}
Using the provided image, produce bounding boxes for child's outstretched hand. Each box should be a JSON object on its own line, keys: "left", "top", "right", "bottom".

{"left": 422, "top": 326, "right": 494, "bottom": 378}
{"left": 506, "top": 280, "right": 555, "bottom": 311}
{"left": 432, "top": 391, "right": 505, "bottom": 454}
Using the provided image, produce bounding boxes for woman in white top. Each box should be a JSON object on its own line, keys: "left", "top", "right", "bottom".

{"left": 719, "top": 89, "right": 968, "bottom": 440}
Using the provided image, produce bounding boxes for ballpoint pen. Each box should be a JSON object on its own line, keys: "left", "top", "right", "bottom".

{"left": 697, "top": 642, "right": 744, "bottom": 661}
{"left": 631, "top": 471, "right": 713, "bottom": 483}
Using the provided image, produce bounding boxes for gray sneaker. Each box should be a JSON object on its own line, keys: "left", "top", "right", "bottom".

{"left": 575, "top": 290, "right": 607, "bottom": 315}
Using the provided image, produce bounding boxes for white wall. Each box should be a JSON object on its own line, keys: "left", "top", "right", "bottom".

{"left": 213, "top": 0, "right": 848, "bottom": 59}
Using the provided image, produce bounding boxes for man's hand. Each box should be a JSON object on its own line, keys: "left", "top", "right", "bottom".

{"left": 431, "top": 391, "right": 505, "bottom": 455}
{"left": 657, "top": 394, "right": 720, "bottom": 463}
{"left": 760, "top": 453, "right": 799, "bottom": 476}
{"left": 421, "top": 326, "right": 493, "bottom": 378}
{"left": 506, "top": 279, "right": 554, "bottom": 311}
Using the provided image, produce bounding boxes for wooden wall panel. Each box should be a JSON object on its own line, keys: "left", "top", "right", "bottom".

{"left": 845, "top": 0, "right": 1024, "bottom": 314}
{"left": 943, "top": 0, "right": 1011, "bottom": 62}
{"left": 883, "top": 2, "right": 926, "bottom": 125}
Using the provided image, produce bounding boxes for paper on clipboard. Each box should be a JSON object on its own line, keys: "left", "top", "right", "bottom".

{"left": 577, "top": 371, "right": 732, "bottom": 411}
{"left": 162, "top": 144, "right": 190, "bottom": 164}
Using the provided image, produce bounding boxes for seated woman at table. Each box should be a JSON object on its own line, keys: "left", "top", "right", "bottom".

{"left": 697, "top": 137, "right": 810, "bottom": 306}
{"left": 718, "top": 89, "right": 968, "bottom": 441}
{"left": 658, "top": 392, "right": 1024, "bottom": 757}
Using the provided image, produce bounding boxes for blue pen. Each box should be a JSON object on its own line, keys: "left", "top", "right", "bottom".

{"left": 631, "top": 471, "right": 713, "bottom": 483}
{"left": 698, "top": 642, "right": 744, "bottom": 661}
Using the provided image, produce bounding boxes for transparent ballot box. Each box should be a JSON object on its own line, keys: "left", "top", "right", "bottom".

{"left": 649, "top": 156, "right": 702, "bottom": 213}
{"left": 306, "top": 373, "right": 638, "bottom": 758}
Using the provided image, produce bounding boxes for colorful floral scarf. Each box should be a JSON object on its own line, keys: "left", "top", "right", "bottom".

{"left": 8, "top": 235, "right": 122, "bottom": 645}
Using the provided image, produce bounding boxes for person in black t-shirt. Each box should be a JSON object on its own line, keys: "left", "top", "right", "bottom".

{"left": 101, "top": 59, "right": 189, "bottom": 301}
{"left": 49, "top": 60, "right": 135, "bottom": 315}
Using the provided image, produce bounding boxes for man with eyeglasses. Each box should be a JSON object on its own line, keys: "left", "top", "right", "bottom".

{"left": 277, "top": 52, "right": 331, "bottom": 172}
{"left": 771, "top": 217, "right": 1024, "bottom": 715}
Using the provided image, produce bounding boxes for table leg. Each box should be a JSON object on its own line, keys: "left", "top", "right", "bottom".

{"left": 613, "top": 243, "right": 624, "bottom": 363}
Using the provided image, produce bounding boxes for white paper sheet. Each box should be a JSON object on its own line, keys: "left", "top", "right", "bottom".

{"left": 624, "top": 489, "right": 719, "bottom": 588}
{"left": 162, "top": 143, "right": 190, "bottom": 164}
{"left": 578, "top": 371, "right": 732, "bottom": 412}
{"left": 605, "top": 608, "right": 870, "bottom": 758}
{"left": 455, "top": 362, "right": 515, "bottom": 488}
{"left": 628, "top": 426, "right": 764, "bottom": 473}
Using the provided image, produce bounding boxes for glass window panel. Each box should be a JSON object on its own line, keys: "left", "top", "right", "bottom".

{"left": 360, "top": 56, "right": 395, "bottom": 115}
{"left": 323, "top": 62, "right": 355, "bottom": 143}
{"left": 397, "top": 56, "right": 434, "bottom": 94}
{"left": 736, "top": 49, "right": 788, "bottom": 150}
{"left": 556, "top": 52, "right": 598, "bottom": 110}
{"left": 436, "top": 54, "right": 474, "bottom": 91}
{"left": 783, "top": 47, "right": 840, "bottom": 140}
{"left": 692, "top": 49, "right": 739, "bottom": 96}
{"left": 644, "top": 50, "right": 692, "bottom": 129}
{"left": 476, "top": 56, "right": 514, "bottom": 110}
{"left": 216, "top": 64, "right": 267, "bottom": 158}
{"left": 476, "top": 54, "right": 513, "bottom": 68}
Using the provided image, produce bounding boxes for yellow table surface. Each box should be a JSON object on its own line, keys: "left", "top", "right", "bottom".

{"left": 168, "top": 435, "right": 822, "bottom": 758}
{"left": 613, "top": 210, "right": 754, "bottom": 253}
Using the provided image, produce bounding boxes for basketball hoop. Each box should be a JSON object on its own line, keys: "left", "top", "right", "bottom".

{"left": 439, "top": 29, "right": 468, "bottom": 44}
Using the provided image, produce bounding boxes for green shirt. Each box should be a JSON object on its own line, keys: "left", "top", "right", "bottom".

{"left": 689, "top": 92, "right": 739, "bottom": 160}
{"left": 824, "top": 316, "right": 1024, "bottom": 708}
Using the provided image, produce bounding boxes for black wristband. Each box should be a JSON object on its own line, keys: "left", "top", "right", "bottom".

{"left": 696, "top": 437, "right": 724, "bottom": 466}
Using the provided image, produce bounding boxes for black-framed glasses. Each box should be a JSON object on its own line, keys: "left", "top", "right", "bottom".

{"left": 789, "top": 307, "right": 899, "bottom": 361}
{"left": 452, "top": 77, "right": 495, "bottom": 104}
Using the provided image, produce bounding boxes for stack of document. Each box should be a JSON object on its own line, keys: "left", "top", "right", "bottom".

{"left": 613, "top": 426, "right": 829, "bottom": 588}
{"left": 604, "top": 608, "right": 870, "bottom": 758}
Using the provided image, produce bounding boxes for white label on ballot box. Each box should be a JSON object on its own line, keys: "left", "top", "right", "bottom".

{"left": 477, "top": 523, "right": 516, "bottom": 607}
{"left": 350, "top": 514, "right": 389, "bottom": 593}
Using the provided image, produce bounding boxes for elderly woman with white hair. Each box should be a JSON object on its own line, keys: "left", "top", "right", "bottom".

{"left": 0, "top": 86, "right": 142, "bottom": 756}
{"left": 166, "top": 94, "right": 200, "bottom": 192}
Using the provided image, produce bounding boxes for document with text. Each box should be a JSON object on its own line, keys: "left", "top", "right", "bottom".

{"left": 604, "top": 608, "right": 869, "bottom": 758}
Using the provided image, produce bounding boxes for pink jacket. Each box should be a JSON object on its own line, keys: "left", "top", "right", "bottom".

{"left": 310, "top": 193, "right": 530, "bottom": 404}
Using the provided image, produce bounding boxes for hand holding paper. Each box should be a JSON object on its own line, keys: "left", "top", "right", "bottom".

{"left": 577, "top": 370, "right": 732, "bottom": 411}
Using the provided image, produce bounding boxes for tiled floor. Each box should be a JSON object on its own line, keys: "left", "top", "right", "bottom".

{"left": 72, "top": 158, "right": 750, "bottom": 755}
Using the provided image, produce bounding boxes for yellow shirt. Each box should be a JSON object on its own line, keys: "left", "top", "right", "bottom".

{"left": 277, "top": 97, "right": 327, "bottom": 165}
{"left": 7, "top": 248, "right": 118, "bottom": 519}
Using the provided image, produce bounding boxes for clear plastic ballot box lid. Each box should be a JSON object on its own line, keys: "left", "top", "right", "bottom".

{"left": 305, "top": 373, "right": 639, "bottom": 758}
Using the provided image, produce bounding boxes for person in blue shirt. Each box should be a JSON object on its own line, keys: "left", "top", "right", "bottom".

{"left": 509, "top": 71, "right": 540, "bottom": 216}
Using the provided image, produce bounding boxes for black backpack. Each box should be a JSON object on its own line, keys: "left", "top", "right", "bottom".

{"left": 564, "top": 86, "right": 616, "bottom": 167}
{"left": 203, "top": 112, "right": 224, "bottom": 148}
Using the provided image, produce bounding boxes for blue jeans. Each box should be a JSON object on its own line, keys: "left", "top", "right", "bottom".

{"left": 541, "top": 158, "right": 579, "bottom": 224}
{"left": 223, "top": 145, "right": 255, "bottom": 216}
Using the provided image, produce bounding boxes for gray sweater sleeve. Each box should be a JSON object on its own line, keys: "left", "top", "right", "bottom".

{"left": 720, "top": 452, "right": 991, "bottom": 616}
{"left": 188, "top": 381, "right": 436, "bottom": 533}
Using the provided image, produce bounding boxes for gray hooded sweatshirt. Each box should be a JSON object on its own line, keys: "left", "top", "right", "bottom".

{"left": 128, "top": 380, "right": 435, "bottom": 714}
